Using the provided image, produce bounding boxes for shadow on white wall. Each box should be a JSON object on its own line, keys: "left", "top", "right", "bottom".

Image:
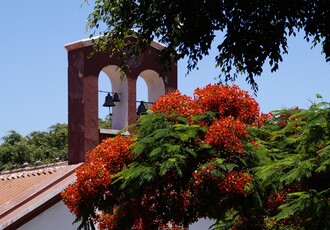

{"left": 189, "top": 218, "right": 216, "bottom": 230}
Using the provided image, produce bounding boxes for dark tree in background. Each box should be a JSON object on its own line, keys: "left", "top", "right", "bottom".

{"left": 86, "top": 0, "right": 330, "bottom": 91}
{"left": 0, "top": 117, "right": 112, "bottom": 171}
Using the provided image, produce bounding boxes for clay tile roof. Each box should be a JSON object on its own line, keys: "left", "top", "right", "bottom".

{"left": 0, "top": 162, "right": 82, "bottom": 230}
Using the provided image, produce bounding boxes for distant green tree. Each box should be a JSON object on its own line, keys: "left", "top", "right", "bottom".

{"left": 26, "top": 130, "right": 50, "bottom": 161}
{"left": 0, "top": 123, "right": 68, "bottom": 171}
{"left": 2, "top": 130, "right": 24, "bottom": 145}
{"left": 46, "top": 123, "right": 69, "bottom": 160}
{"left": 99, "top": 114, "right": 112, "bottom": 129}
{"left": 0, "top": 131, "right": 32, "bottom": 171}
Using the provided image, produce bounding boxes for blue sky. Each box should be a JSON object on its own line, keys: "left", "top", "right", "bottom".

{"left": 1, "top": 1, "right": 330, "bottom": 139}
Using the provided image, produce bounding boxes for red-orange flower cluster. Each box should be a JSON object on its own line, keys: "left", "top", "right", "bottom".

{"left": 217, "top": 170, "right": 253, "bottom": 195}
{"left": 151, "top": 90, "right": 202, "bottom": 119}
{"left": 204, "top": 116, "right": 248, "bottom": 154}
{"left": 266, "top": 184, "right": 301, "bottom": 215}
{"left": 194, "top": 84, "right": 260, "bottom": 124}
{"left": 267, "top": 189, "right": 287, "bottom": 215}
{"left": 152, "top": 84, "right": 260, "bottom": 126}
{"left": 276, "top": 107, "right": 299, "bottom": 127}
{"left": 61, "top": 135, "right": 133, "bottom": 218}
{"left": 152, "top": 84, "right": 260, "bottom": 157}
{"left": 192, "top": 164, "right": 253, "bottom": 197}
{"left": 98, "top": 208, "right": 122, "bottom": 229}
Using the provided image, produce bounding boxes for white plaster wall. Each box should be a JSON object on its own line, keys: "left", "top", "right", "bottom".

{"left": 189, "top": 218, "right": 216, "bottom": 229}
{"left": 139, "top": 69, "right": 165, "bottom": 103}
{"left": 18, "top": 201, "right": 86, "bottom": 230}
{"left": 19, "top": 200, "right": 213, "bottom": 230}
{"left": 102, "top": 65, "right": 128, "bottom": 130}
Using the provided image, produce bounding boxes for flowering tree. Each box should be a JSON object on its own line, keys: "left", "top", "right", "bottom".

{"left": 62, "top": 84, "right": 269, "bottom": 229}
{"left": 62, "top": 85, "right": 330, "bottom": 229}
{"left": 62, "top": 135, "right": 134, "bottom": 229}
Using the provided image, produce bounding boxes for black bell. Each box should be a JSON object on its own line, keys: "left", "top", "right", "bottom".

{"left": 103, "top": 93, "right": 116, "bottom": 107}
{"left": 137, "top": 101, "right": 148, "bottom": 115}
{"left": 113, "top": 93, "right": 120, "bottom": 102}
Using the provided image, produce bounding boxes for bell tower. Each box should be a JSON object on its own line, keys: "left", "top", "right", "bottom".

{"left": 65, "top": 38, "right": 177, "bottom": 164}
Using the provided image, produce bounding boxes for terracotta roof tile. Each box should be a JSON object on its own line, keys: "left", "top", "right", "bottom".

{"left": 0, "top": 162, "right": 82, "bottom": 229}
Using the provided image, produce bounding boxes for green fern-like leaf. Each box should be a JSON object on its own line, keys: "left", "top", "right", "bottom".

{"left": 281, "top": 158, "right": 316, "bottom": 184}
{"left": 315, "top": 159, "right": 330, "bottom": 173}
{"left": 159, "top": 155, "right": 185, "bottom": 176}
{"left": 114, "top": 163, "right": 156, "bottom": 189}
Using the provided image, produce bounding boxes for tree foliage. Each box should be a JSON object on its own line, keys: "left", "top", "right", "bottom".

{"left": 86, "top": 0, "right": 330, "bottom": 90}
{"left": 0, "top": 123, "right": 68, "bottom": 171}
{"left": 99, "top": 114, "right": 112, "bottom": 129}
{"left": 251, "top": 97, "right": 330, "bottom": 229}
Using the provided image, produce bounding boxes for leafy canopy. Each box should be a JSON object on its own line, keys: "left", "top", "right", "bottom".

{"left": 86, "top": 0, "right": 330, "bottom": 91}
{"left": 251, "top": 97, "right": 330, "bottom": 229}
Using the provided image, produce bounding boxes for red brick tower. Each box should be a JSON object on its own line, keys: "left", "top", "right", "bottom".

{"left": 65, "top": 38, "right": 177, "bottom": 164}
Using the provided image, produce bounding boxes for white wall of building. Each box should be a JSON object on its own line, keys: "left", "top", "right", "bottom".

{"left": 19, "top": 201, "right": 83, "bottom": 230}
{"left": 19, "top": 200, "right": 214, "bottom": 230}
{"left": 189, "top": 218, "right": 215, "bottom": 230}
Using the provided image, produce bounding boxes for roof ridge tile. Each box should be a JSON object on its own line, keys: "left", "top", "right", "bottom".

{"left": 0, "top": 162, "right": 68, "bottom": 180}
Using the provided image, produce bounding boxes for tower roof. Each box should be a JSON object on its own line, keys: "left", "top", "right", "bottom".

{"left": 64, "top": 36, "right": 166, "bottom": 52}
